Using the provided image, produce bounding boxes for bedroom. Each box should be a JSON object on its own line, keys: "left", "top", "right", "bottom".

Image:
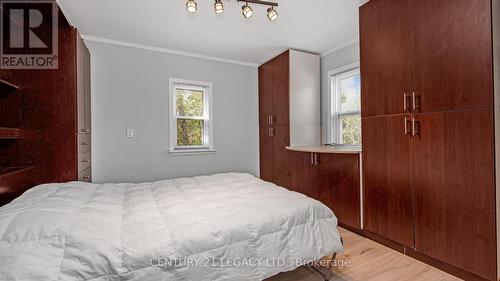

{"left": 0, "top": 0, "right": 499, "bottom": 280}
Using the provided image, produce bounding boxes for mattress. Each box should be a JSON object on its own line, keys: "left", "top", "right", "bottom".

{"left": 0, "top": 173, "right": 343, "bottom": 281}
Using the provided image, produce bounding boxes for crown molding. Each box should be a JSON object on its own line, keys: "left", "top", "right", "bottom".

{"left": 321, "top": 38, "right": 359, "bottom": 57}
{"left": 82, "top": 35, "right": 259, "bottom": 68}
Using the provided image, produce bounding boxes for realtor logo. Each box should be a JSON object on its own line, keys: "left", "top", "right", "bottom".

{"left": 0, "top": 0, "right": 58, "bottom": 69}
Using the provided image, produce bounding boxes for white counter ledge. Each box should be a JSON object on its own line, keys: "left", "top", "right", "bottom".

{"left": 286, "top": 145, "right": 362, "bottom": 154}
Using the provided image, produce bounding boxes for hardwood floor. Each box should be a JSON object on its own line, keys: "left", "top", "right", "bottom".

{"left": 267, "top": 227, "right": 461, "bottom": 281}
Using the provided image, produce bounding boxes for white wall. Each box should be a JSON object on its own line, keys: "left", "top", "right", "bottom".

{"left": 87, "top": 41, "right": 259, "bottom": 183}
{"left": 320, "top": 42, "right": 360, "bottom": 144}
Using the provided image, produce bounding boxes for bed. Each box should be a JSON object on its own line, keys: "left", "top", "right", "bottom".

{"left": 0, "top": 173, "right": 343, "bottom": 281}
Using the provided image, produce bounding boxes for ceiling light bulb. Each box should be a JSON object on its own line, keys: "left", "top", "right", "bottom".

{"left": 267, "top": 7, "right": 278, "bottom": 21}
{"left": 186, "top": 0, "right": 197, "bottom": 13}
{"left": 242, "top": 4, "right": 253, "bottom": 18}
{"left": 214, "top": 0, "right": 224, "bottom": 14}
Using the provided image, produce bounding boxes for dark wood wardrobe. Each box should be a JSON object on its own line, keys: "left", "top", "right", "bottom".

{"left": 360, "top": 0, "right": 497, "bottom": 280}
{"left": 259, "top": 50, "right": 362, "bottom": 231}
{"left": 0, "top": 8, "right": 91, "bottom": 206}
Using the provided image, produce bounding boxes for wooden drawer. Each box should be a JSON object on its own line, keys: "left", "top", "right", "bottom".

{"left": 78, "top": 133, "right": 91, "bottom": 153}
{"left": 78, "top": 152, "right": 91, "bottom": 173}
{"left": 78, "top": 167, "right": 91, "bottom": 182}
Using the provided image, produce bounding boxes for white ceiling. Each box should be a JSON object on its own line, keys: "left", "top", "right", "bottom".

{"left": 58, "top": 0, "right": 367, "bottom": 66}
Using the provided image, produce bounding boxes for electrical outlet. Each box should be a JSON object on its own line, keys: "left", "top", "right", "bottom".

{"left": 126, "top": 128, "right": 135, "bottom": 138}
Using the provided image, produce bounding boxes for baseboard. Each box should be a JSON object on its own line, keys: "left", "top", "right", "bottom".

{"left": 358, "top": 230, "right": 492, "bottom": 281}
{"left": 360, "top": 230, "right": 405, "bottom": 253}
{"left": 406, "top": 248, "right": 491, "bottom": 281}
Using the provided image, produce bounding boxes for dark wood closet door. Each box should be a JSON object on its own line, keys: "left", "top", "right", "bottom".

{"left": 318, "top": 153, "right": 360, "bottom": 230}
{"left": 411, "top": 0, "right": 493, "bottom": 113}
{"left": 411, "top": 109, "right": 496, "bottom": 280}
{"left": 360, "top": 0, "right": 412, "bottom": 117}
{"left": 287, "top": 151, "right": 318, "bottom": 199}
{"left": 271, "top": 125, "right": 290, "bottom": 188}
{"left": 259, "top": 127, "right": 273, "bottom": 182}
{"left": 362, "top": 115, "right": 413, "bottom": 246}
{"left": 270, "top": 51, "right": 289, "bottom": 126}
{"left": 258, "top": 63, "right": 273, "bottom": 127}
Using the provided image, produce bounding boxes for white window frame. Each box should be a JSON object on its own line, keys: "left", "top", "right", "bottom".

{"left": 327, "top": 62, "right": 361, "bottom": 145}
{"left": 169, "top": 78, "right": 215, "bottom": 154}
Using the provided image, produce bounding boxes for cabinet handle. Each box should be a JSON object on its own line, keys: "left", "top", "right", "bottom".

{"left": 268, "top": 115, "right": 274, "bottom": 125}
{"left": 268, "top": 127, "right": 274, "bottom": 137}
{"left": 81, "top": 142, "right": 90, "bottom": 145}
{"left": 404, "top": 93, "right": 411, "bottom": 111}
{"left": 404, "top": 117, "right": 411, "bottom": 135}
{"left": 81, "top": 129, "right": 90, "bottom": 133}
{"left": 81, "top": 159, "right": 90, "bottom": 163}
{"left": 314, "top": 153, "right": 319, "bottom": 165}
{"left": 412, "top": 92, "right": 420, "bottom": 112}
{"left": 311, "top": 153, "right": 315, "bottom": 165}
{"left": 412, "top": 118, "right": 420, "bottom": 136}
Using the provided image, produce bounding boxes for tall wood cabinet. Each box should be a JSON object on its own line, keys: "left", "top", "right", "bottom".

{"left": 360, "top": 0, "right": 497, "bottom": 280}
{"left": 259, "top": 50, "right": 362, "bottom": 230}
{"left": 258, "top": 50, "right": 320, "bottom": 187}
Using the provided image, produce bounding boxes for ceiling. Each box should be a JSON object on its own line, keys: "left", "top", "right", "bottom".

{"left": 58, "top": 0, "right": 367, "bottom": 66}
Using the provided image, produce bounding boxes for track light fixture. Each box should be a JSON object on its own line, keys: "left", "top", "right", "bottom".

{"left": 242, "top": 3, "right": 253, "bottom": 18}
{"left": 186, "top": 0, "right": 197, "bottom": 13}
{"left": 267, "top": 7, "right": 278, "bottom": 21}
{"left": 214, "top": 0, "right": 224, "bottom": 14}
{"left": 185, "top": 0, "right": 278, "bottom": 22}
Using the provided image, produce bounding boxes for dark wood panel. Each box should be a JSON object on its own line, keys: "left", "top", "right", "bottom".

{"left": 318, "top": 153, "right": 360, "bottom": 230}
{"left": 411, "top": 109, "right": 496, "bottom": 280}
{"left": 362, "top": 115, "right": 414, "bottom": 247}
{"left": 271, "top": 125, "right": 290, "bottom": 188}
{"left": 270, "top": 51, "right": 289, "bottom": 126}
{"left": 360, "top": 0, "right": 411, "bottom": 117}
{"left": 259, "top": 127, "right": 273, "bottom": 182}
{"left": 287, "top": 151, "right": 318, "bottom": 199}
{"left": 258, "top": 62, "right": 273, "bottom": 127}
{"left": 411, "top": 0, "right": 493, "bottom": 112}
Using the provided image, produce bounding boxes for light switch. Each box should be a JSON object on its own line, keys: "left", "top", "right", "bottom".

{"left": 126, "top": 128, "right": 135, "bottom": 138}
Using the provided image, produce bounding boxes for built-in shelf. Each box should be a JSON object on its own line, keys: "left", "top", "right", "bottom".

{"left": 0, "top": 127, "right": 21, "bottom": 139}
{"left": 0, "top": 79, "right": 20, "bottom": 94}
{"left": 0, "top": 166, "right": 35, "bottom": 197}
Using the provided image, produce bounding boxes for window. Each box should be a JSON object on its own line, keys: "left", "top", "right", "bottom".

{"left": 169, "top": 78, "right": 214, "bottom": 154}
{"left": 329, "top": 65, "right": 361, "bottom": 145}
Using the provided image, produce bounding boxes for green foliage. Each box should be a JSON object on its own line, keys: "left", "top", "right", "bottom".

{"left": 176, "top": 89, "right": 204, "bottom": 146}
{"left": 342, "top": 115, "right": 361, "bottom": 145}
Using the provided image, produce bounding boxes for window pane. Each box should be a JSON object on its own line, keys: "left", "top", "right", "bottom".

{"left": 339, "top": 73, "right": 361, "bottom": 113}
{"left": 340, "top": 115, "right": 361, "bottom": 145}
{"left": 177, "top": 119, "right": 203, "bottom": 146}
{"left": 176, "top": 88, "right": 204, "bottom": 117}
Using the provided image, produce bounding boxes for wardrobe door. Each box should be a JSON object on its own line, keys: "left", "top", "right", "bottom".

{"left": 270, "top": 52, "right": 289, "bottom": 126}
{"left": 287, "top": 151, "right": 318, "bottom": 199}
{"left": 411, "top": 109, "right": 496, "bottom": 280}
{"left": 362, "top": 115, "right": 413, "bottom": 246}
{"left": 271, "top": 125, "right": 290, "bottom": 188}
{"left": 318, "top": 153, "right": 361, "bottom": 230}
{"left": 259, "top": 127, "right": 273, "bottom": 182}
{"left": 258, "top": 63, "right": 273, "bottom": 127}
{"left": 360, "top": 0, "right": 412, "bottom": 117}
{"left": 411, "top": 0, "right": 493, "bottom": 113}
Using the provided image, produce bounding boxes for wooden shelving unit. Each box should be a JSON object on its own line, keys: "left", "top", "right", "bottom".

{"left": 0, "top": 79, "right": 19, "bottom": 94}
{"left": 0, "top": 127, "right": 21, "bottom": 139}
{"left": 0, "top": 166, "right": 35, "bottom": 204}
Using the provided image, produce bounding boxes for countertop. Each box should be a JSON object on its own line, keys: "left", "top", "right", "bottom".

{"left": 286, "top": 145, "right": 362, "bottom": 154}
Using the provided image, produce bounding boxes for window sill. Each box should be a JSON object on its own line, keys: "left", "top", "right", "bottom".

{"left": 168, "top": 148, "right": 216, "bottom": 156}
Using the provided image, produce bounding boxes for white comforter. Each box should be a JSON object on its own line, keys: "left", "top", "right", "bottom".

{"left": 0, "top": 173, "right": 343, "bottom": 281}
